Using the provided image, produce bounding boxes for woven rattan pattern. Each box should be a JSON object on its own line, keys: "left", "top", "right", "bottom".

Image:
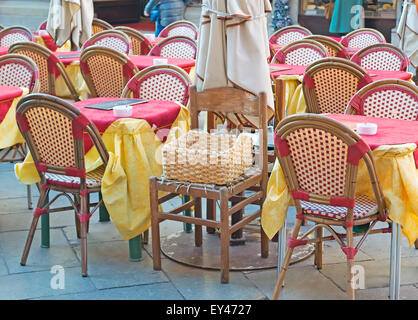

{"left": 137, "top": 72, "right": 188, "bottom": 103}
{"left": 348, "top": 33, "right": 381, "bottom": 49}
{"left": 93, "top": 37, "right": 130, "bottom": 54}
{"left": 286, "top": 127, "right": 348, "bottom": 197}
{"left": 167, "top": 26, "right": 196, "bottom": 39}
{"left": 85, "top": 54, "right": 125, "bottom": 97}
{"left": 160, "top": 41, "right": 196, "bottom": 59}
{"left": 362, "top": 89, "right": 418, "bottom": 120}
{"left": 45, "top": 165, "right": 105, "bottom": 187}
{"left": 16, "top": 49, "right": 50, "bottom": 93}
{"left": 25, "top": 106, "right": 76, "bottom": 168}
{"left": 314, "top": 68, "right": 361, "bottom": 114}
{"left": 275, "top": 31, "right": 306, "bottom": 46}
{"left": 0, "top": 62, "right": 33, "bottom": 89}
{"left": 285, "top": 47, "right": 326, "bottom": 66}
{"left": 358, "top": 51, "right": 403, "bottom": 71}
{"left": 0, "top": 32, "right": 31, "bottom": 47}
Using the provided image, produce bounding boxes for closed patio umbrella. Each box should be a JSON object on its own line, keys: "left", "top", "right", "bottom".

{"left": 195, "top": 0, "right": 274, "bottom": 126}
{"left": 397, "top": 0, "right": 418, "bottom": 68}
{"left": 47, "top": 0, "right": 94, "bottom": 48}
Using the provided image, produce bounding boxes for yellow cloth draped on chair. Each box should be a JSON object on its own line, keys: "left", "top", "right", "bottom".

{"left": 55, "top": 61, "right": 91, "bottom": 100}
{"left": 34, "top": 36, "right": 72, "bottom": 53}
{"left": 262, "top": 143, "right": 418, "bottom": 247}
{"left": 0, "top": 88, "right": 29, "bottom": 149}
{"left": 14, "top": 104, "right": 190, "bottom": 240}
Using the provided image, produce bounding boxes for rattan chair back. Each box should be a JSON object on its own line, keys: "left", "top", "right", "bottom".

{"left": 15, "top": 93, "right": 109, "bottom": 183}
{"left": 9, "top": 42, "right": 79, "bottom": 101}
{"left": 351, "top": 43, "right": 409, "bottom": 71}
{"left": 0, "top": 26, "right": 33, "bottom": 47}
{"left": 305, "top": 35, "right": 350, "bottom": 59}
{"left": 159, "top": 20, "right": 198, "bottom": 40}
{"left": 271, "top": 39, "right": 328, "bottom": 65}
{"left": 82, "top": 29, "right": 132, "bottom": 55}
{"left": 303, "top": 57, "right": 372, "bottom": 114}
{"left": 346, "top": 79, "right": 418, "bottom": 121}
{"left": 149, "top": 36, "right": 197, "bottom": 60}
{"left": 114, "top": 26, "right": 153, "bottom": 55}
{"left": 80, "top": 46, "right": 139, "bottom": 98}
{"left": 38, "top": 21, "right": 47, "bottom": 31}
{"left": 92, "top": 18, "right": 113, "bottom": 34}
{"left": 341, "top": 28, "right": 386, "bottom": 49}
{"left": 0, "top": 54, "right": 39, "bottom": 93}
{"left": 121, "top": 64, "right": 191, "bottom": 105}
{"left": 269, "top": 25, "right": 312, "bottom": 46}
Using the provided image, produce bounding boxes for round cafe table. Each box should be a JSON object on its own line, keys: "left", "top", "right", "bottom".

{"left": 263, "top": 114, "right": 418, "bottom": 300}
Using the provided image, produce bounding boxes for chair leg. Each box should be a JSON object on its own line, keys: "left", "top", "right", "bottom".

{"left": 220, "top": 190, "right": 230, "bottom": 283}
{"left": 314, "top": 226, "right": 323, "bottom": 270}
{"left": 272, "top": 217, "right": 303, "bottom": 300}
{"left": 26, "top": 185, "right": 33, "bottom": 210}
{"left": 74, "top": 195, "right": 81, "bottom": 239}
{"left": 143, "top": 230, "right": 149, "bottom": 245}
{"left": 206, "top": 199, "right": 216, "bottom": 234}
{"left": 80, "top": 194, "right": 89, "bottom": 277}
{"left": 414, "top": 239, "right": 418, "bottom": 249}
{"left": 346, "top": 226, "right": 355, "bottom": 300}
{"left": 260, "top": 226, "right": 269, "bottom": 258}
{"left": 194, "top": 197, "right": 202, "bottom": 247}
{"left": 150, "top": 177, "right": 162, "bottom": 270}
{"left": 20, "top": 189, "right": 48, "bottom": 266}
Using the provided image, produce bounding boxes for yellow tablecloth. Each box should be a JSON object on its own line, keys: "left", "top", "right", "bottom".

{"left": 262, "top": 143, "right": 418, "bottom": 247}
{"left": 14, "top": 104, "right": 190, "bottom": 240}
{"left": 0, "top": 87, "right": 29, "bottom": 149}
{"left": 34, "top": 36, "right": 72, "bottom": 53}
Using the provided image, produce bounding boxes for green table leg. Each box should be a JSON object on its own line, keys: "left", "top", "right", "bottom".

{"left": 183, "top": 195, "right": 192, "bottom": 233}
{"left": 41, "top": 194, "right": 50, "bottom": 248}
{"left": 129, "top": 235, "right": 142, "bottom": 261}
{"left": 99, "top": 192, "right": 110, "bottom": 222}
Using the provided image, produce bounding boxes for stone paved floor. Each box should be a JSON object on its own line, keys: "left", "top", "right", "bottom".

{"left": 0, "top": 159, "right": 418, "bottom": 300}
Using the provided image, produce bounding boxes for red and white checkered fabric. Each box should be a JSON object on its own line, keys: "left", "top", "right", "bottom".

{"left": 160, "top": 40, "right": 196, "bottom": 59}
{"left": 284, "top": 47, "right": 327, "bottom": 66}
{"left": 0, "top": 31, "right": 32, "bottom": 47}
{"left": 300, "top": 194, "right": 377, "bottom": 220}
{"left": 362, "top": 88, "right": 418, "bottom": 121}
{"left": 286, "top": 127, "right": 348, "bottom": 197}
{"left": 273, "top": 31, "right": 307, "bottom": 46}
{"left": 167, "top": 26, "right": 197, "bottom": 40}
{"left": 135, "top": 71, "right": 189, "bottom": 105}
{"left": 0, "top": 61, "right": 34, "bottom": 90}
{"left": 346, "top": 33, "right": 383, "bottom": 49}
{"left": 356, "top": 50, "right": 404, "bottom": 71}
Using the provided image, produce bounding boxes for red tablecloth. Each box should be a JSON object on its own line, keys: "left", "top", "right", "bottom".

{"left": 326, "top": 114, "right": 418, "bottom": 167}
{"left": 73, "top": 97, "right": 182, "bottom": 152}
{"left": 0, "top": 47, "right": 8, "bottom": 56}
{"left": 0, "top": 86, "right": 24, "bottom": 122}
{"left": 270, "top": 63, "right": 412, "bottom": 81}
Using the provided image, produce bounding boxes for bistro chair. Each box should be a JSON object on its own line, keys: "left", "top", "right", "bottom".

{"left": 158, "top": 20, "right": 198, "bottom": 40}
{"left": 150, "top": 86, "right": 269, "bottom": 284}
{"left": 0, "top": 26, "right": 34, "bottom": 47}
{"left": 269, "top": 25, "right": 312, "bottom": 47}
{"left": 148, "top": 36, "right": 197, "bottom": 60}
{"left": 121, "top": 64, "right": 191, "bottom": 106}
{"left": 272, "top": 114, "right": 389, "bottom": 300}
{"left": 38, "top": 20, "right": 47, "bottom": 31}
{"left": 271, "top": 39, "right": 328, "bottom": 66}
{"left": 82, "top": 29, "right": 132, "bottom": 55}
{"left": 346, "top": 79, "right": 418, "bottom": 121}
{"left": 341, "top": 28, "right": 386, "bottom": 49}
{"left": 16, "top": 93, "right": 109, "bottom": 277}
{"left": 92, "top": 18, "right": 113, "bottom": 35}
{"left": 305, "top": 35, "right": 351, "bottom": 59}
{"left": 114, "top": 26, "right": 153, "bottom": 55}
{"left": 0, "top": 25, "right": 4, "bottom": 31}
{"left": 303, "top": 57, "right": 372, "bottom": 114}
{"left": 0, "top": 54, "right": 39, "bottom": 209}
{"left": 350, "top": 43, "right": 410, "bottom": 72}
{"left": 80, "top": 46, "right": 139, "bottom": 98}
{"left": 9, "top": 42, "right": 80, "bottom": 101}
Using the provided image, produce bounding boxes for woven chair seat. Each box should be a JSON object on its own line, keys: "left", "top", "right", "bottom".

{"left": 300, "top": 194, "right": 378, "bottom": 220}
{"left": 45, "top": 165, "right": 105, "bottom": 189}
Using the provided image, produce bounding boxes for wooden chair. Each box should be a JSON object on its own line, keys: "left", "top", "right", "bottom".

{"left": 9, "top": 42, "right": 80, "bottom": 101}
{"left": 80, "top": 46, "right": 139, "bottom": 98}
{"left": 150, "top": 86, "right": 269, "bottom": 284}
{"left": 158, "top": 20, "right": 198, "bottom": 40}
{"left": 305, "top": 35, "right": 351, "bottom": 59}
{"left": 303, "top": 57, "right": 372, "bottom": 114}
{"left": 114, "top": 26, "right": 153, "bottom": 55}
{"left": 269, "top": 25, "right": 312, "bottom": 46}
{"left": 16, "top": 93, "right": 109, "bottom": 277}
{"left": 148, "top": 36, "right": 197, "bottom": 60}
{"left": 346, "top": 79, "right": 418, "bottom": 120}
{"left": 38, "top": 20, "right": 47, "bottom": 31}
{"left": 82, "top": 29, "right": 132, "bottom": 55}
{"left": 0, "top": 26, "right": 34, "bottom": 47}
{"left": 271, "top": 39, "right": 328, "bottom": 66}
{"left": 0, "top": 53, "right": 40, "bottom": 209}
{"left": 351, "top": 43, "right": 410, "bottom": 72}
{"left": 121, "top": 64, "right": 191, "bottom": 106}
{"left": 341, "top": 28, "right": 386, "bottom": 49}
{"left": 272, "top": 114, "right": 389, "bottom": 300}
{"left": 92, "top": 18, "right": 113, "bottom": 35}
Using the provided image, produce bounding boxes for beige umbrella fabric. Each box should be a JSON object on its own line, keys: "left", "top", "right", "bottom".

{"left": 397, "top": 0, "right": 418, "bottom": 68}
{"left": 195, "top": 0, "right": 274, "bottom": 126}
{"left": 47, "top": 0, "right": 94, "bottom": 48}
